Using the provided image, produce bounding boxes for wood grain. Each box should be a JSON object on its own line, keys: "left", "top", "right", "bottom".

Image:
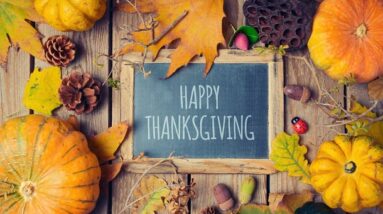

{"left": 270, "top": 52, "right": 344, "bottom": 194}
{"left": 35, "top": 7, "right": 111, "bottom": 213}
{"left": 0, "top": 48, "right": 31, "bottom": 122}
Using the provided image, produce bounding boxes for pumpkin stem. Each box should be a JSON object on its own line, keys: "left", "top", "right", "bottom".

{"left": 344, "top": 161, "right": 357, "bottom": 174}
{"left": 355, "top": 24, "right": 367, "bottom": 38}
{"left": 19, "top": 181, "right": 36, "bottom": 201}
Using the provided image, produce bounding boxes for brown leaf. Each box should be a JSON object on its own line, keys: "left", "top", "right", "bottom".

{"left": 101, "top": 160, "right": 123, "bottom": 182}
{"left": 88, "top": 122, "right": 129, "bottom": 163}
{"left": 368, "top": 77, "right": 383, "bottom": 100}
{"left": 268, "top": 190, "right": 314, "bottom": 213}
{"left": 116, "top": 0, "right": 226, "bottom": 78}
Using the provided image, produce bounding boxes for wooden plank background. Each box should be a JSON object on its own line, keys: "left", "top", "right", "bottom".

{"left": 0, "top": 1, "right": 381, "bottom": 213}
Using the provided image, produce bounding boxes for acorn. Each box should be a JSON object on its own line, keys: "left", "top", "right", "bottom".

{"left": 239, "top": 176, "right": 256, "bottom": 204}
{"left": 213, "top": 183, "right": 234, "bottom": 211}
{"left": 233, "top": 33, "right": 249, "bottom": 50}
{"left": 283, "top": 85, "right": 311, "bottom": 103}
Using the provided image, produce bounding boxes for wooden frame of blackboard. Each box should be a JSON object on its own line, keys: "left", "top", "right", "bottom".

{"left": 119, "top": 49, "right": 283, "bottom": 174}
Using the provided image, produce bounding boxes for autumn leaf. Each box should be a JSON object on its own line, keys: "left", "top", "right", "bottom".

{"left": 270, "top": 132, "right": 311, "bottom": 184}
{"left": 88, "top": 122, "right": 129, "bottom": 163}
{"left": 23, "top": 66, "right": 62, "bottom": 115}
{"left": 0, "top": 0, "right": 45, "bottom": 65}
{"left": 237, "top": 191, "right": 313, "bottom": 214}
{"left": 117, "top": 0, "right": 226, "bottom": 78}
{"left": 346, "top": 101, "right": 383, "bottom": 144}
{"left": 133, "top": 176, "right": 170, "bottom": 214}
{"left": 101, "top": 161, "right": 123, "bottom": 182}
{"left": 368, "top": 77, "right": 383, "bottom": 101}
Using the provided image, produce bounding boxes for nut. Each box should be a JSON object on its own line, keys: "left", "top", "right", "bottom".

{"left": 283, "top": 85, "right": 311, "bottom": 103}
{"left": 213, "top": 183, "right": 234, "bottom": 211}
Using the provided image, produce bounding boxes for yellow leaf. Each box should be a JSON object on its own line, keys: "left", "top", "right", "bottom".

{"left": 117, "top": 0, "right": 226, "bottom": 78}
{"left": 133, "top": 176, "right": 170, "bottom": 214}
{"left": 22, "top": 66, "right": 62, "bottom": 115}
{"left": 88, "top": 122, "right": 129, "bottom": 163}
{"left": 270, "top": 132, "right": 311, "bottom": 184}
{"left": 0, "top": 0, "right": 44, "bottom": 65}
{"left": 346, "top": 101, "right": 383, "bottom": 144}
{"left": 238, "top": 191, "right": 313, "bottom": 214}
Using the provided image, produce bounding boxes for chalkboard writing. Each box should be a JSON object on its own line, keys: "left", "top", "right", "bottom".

{"left": 134, "top": 63, "right": 269, "bottom": 158}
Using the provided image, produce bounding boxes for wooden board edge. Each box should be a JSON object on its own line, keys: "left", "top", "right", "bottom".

{"left": 124, "top": 50, "right": 282, "bottom": 174}
{"left": 123, "top": 158, "right": 277, "bottom": 174}
{"left": 124, "top": 49, "right": 281, "bottom": 64}
{"left": 268, "top": 60, "right": 284, "bottom": 155}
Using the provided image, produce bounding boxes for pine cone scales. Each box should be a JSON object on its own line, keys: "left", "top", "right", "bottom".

{"left": 44, "top": 35, "right": 76, "bottom": 67}
{"left": 59, "top": 72, "right": 101, "bottom": 115}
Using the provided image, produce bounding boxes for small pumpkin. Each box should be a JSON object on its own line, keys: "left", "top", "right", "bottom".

{"left": 308, "top": 0, "right": 383, "bottom": 83}
{"left": 0, "top": 115, "right": 100, "bottom": 213}
{"left": 310, "top": 136, "right": 383, "bottom": 213}
{"left": 34, "top": 0, "right": 107, "bottom": 32}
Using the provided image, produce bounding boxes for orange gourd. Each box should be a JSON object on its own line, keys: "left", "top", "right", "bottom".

{"left": 0, "top": 115, "right": 100, "bottom": 213}
{"left": 308, "top": 0, "right": 383, "bottom": 83}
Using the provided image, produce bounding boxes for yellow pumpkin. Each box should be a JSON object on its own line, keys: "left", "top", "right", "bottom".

{"left": 310, "top": 136, "right": 383, "bottom": 212}
{"left": 0, "top": 115, "right": 100, "bottom": 213}
{"left": 34, "top": 0, "right": 107, "bottom": 31}
{"left": 308, "top": 0, "right": 383, "bottom": 83}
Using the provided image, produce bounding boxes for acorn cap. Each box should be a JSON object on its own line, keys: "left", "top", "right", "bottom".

{"left": 229, "top": 25, "right": 259, "bottom": 48}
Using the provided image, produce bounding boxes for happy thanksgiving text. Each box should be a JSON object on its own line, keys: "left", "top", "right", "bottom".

{"left": 144, "top": 85, "right": 255, "bottom": 141}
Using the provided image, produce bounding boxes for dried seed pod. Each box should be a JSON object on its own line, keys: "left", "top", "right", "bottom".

{"left": 239, "top": 176, "right": 256, "bottom": 204}
{"left": 243, "top": 0, "right": 317, "bottom": 50}
{"left": 213, "top": 183, "right": 234, "bottom": 211}
{"left": 283, "top": 85, "right": 311, "bottom": 103}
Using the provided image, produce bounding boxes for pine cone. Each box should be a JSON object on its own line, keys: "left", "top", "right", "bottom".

{"left": 59, "top": 71, "right": 101, "bottom": 115}
{"left": 44, "top": 35, "right": 76, "bottom": 67}
{"left": 243, "top": 0, "right": 317, "bottom": 50}
{"left": 200, "top": 206, "right": 218, "bottom": 214}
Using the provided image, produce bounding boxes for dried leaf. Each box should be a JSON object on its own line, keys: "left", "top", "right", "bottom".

{"left": 270, "top": 132, "right": 311, "bottom": 184}
{"left": 346, "top": 101, "right": 383, "bottom": 144}
{"left": 0, "top": 0, "right": 44, "bottom": 65}
{"left": 22, "top": 66, "right": 62, "bottom": 115}
{"left": 133, "top": 176, "right": 170, "bottom": 214}
{"left": 101, "top": 161, "right": 123, "bottom": 182}
{"left": 237, "top": 191, "right": 313, "bottom": 214}
{"left": 368, "top": 77, "right": 383, "bottom": 100}
{"left": 88, "top": 122, "right": 129, "bottom": 163}
{"left": 269, "top": 191, "right": 313, "bottom": 213}
{"left": 117, "top": 0, "right": 226, "bottom": 78}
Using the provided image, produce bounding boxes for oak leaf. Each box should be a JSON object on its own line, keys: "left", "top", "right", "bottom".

{"left": 100, "top": 160, "right": 123, "bottom": 182}
{"left": 23, "top": 66, "right": 62, "bottom": 115}
{"left": 270, "top": 132, "right": 311, "bottom": 184}
{"left": 133, "top": 176, "right": 170, "bottom": 214}
{"left": 0, "top": 0, "right": 45, "bottom": 65}
{"left": 117, "top": 0, "right": 226, "bottom": 78}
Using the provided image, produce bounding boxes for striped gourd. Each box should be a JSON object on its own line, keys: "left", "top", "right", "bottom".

{"left": 0, "top": 115, "right": 100, "bottom": 213}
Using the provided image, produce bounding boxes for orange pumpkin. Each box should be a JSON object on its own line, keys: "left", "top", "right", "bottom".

{"left": 0, "top": 115, "right": 100, "bottom": 213}
{"left": 308, "top": 0, "right": 383, "bottom": 83}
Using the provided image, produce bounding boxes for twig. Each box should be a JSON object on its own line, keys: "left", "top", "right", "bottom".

{"left": 120, "top": 153, "right": 176, "bottom": 214}
{"left": 146, "top": 10, "right": 188, "bottom": 47}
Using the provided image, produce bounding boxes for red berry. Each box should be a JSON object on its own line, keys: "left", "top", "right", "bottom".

{"left": 291, "top": 117, "right": 308, "bottom": 134}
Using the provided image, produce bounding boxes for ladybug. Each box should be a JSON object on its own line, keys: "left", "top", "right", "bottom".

{"left": 291, "top": 117, "right": 308, "bottom": 134}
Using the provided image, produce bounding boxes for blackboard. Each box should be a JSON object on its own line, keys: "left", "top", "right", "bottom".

{"left": 125, "top": 50, "right": 283, "bottom": 174}
{"left": 134, "top": 64, "right": 269, "bottom": 159}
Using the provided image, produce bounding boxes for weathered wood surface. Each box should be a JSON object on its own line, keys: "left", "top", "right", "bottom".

{"left": 0, "top": 0, "right": 382, "bottom": 213}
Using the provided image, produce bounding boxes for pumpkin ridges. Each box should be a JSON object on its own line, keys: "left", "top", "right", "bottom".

{"left": 341, "top": 177, "right": 360, "bottom": 213}
{"left": 0, "top": 115, "right": 100, "bottom": 213}
{"left": 309, "top": 0, "right": 383, "bottom": 82}
{"left": 357, "top": 174, "right": 383, "bottom": 207}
